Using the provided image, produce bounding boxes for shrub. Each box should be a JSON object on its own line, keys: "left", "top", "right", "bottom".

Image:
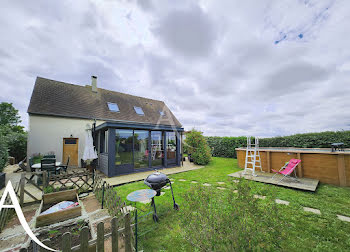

{"left": 0, "top": 133, "right": 8, "bottom": 172}
{"left": 5, "top": 131, "right": 27, "bottom": 162}
{"left": 206, "top": 130, "right": 350, "bottom": 158}
{"left": 180, "top": 180, "right": 288, "bottom": 251}
{"left": 185, "top": 129, "right": 211, "bottom": 165}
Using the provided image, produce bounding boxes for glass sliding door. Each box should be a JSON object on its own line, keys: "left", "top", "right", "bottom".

{"left": 134, "top": 130, "right": 149, "bottom": 169}
{"left": 166, "top": 132, "right": 177, "bottom": 165}
{"left": 115, "top": 129, "right": 133, "bottom": 174}
{"left": 151, "top": 131, "right": 163, "bottom": 167}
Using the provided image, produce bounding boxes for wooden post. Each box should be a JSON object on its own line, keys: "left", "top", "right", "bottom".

{"left": 297, "top": 153, "right": 303, "bottom": 178}
{"left": 80, "top": 226, "right": 89, "bottom": 252}
{"left": 62, "top": 232, "right": 72, "bottom": 252}
{"left": 20, "top": 173, "right": 25, "bottom": 206}
{"left": 42, "top": 171, "right": 48, "bottom": 189}
{"left": 97, "top": 222, "right": 104, "bottom": 252}
{"left": 124, "top": 213, "right": 132, "bottom": 252}
{"left": 39, "top": 239, "right": 51, "bottom": 252}
{"left": 337, "top": 154, "right": 347, "bottom": 186}
{"left": 111, "top": 217, "right": 119, "bottom": 252}
{"left": 266, "top": 151, "right": 271, "bottom": 173}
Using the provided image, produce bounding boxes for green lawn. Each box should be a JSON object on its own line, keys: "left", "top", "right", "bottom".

{"left": 115, "top": 157, "right": 350, "bottom": 251}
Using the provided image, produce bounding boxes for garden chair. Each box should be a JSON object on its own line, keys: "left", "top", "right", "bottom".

{"left": 41, "top": 158, "right": 60, "bottom": 178}
{"left": 58, "top": 156, "right": 70, "bottom": 173}
{"left": 43, "top": 154, "right": 56, "bottom": 159}
{"left": 271, "top": 159, "right": 301, "bottom": 184}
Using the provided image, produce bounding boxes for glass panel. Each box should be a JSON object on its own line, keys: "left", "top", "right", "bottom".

{"left": 166, "top": 132, "right": 176, "bottom": 164}
{"left": 134, "top": 130, "right": 149, "bottom": 169}
{"left": 115, "top": 129, "right": 133, "bottom": 165}
{"left": 151, "top": 131, "right": 163, "bottom": 167}
{"left": 108, "top": 102, "right": 119, "bottom": 112}
{"left": 134, "top": 106, "right": 144, "bottom": 115}
{"left": 65, "top": 139, "right": 77, "bottom": 144}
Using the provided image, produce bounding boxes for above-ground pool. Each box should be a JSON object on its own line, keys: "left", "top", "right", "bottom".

{"left": 235, "top": 147, "right": 350, "bottom": 186}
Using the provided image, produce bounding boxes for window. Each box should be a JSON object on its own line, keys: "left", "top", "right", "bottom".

{"left": 107, "top": 102, "right": 119, "bottom": 112}
{"left": 134, "top": 106, "right": 144, "bottom": 115}
{"left": 159, "top": 110, "right": 165, "bottom": 116}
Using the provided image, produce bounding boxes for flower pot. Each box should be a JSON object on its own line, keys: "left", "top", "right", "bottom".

{"left": 0, "top": 172, "right": 6, "bottom": 190}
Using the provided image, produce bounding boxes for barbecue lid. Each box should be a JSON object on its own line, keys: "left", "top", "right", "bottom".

{"left": 145, "top": 171, "right": 169, "bottom": 184}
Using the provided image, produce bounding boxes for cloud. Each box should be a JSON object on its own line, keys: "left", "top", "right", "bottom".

{"left": 0, "top": 0, "right": 349, "bottom": 137}
{"left": 152, "top": 5, "right": 217, "bottom": 58}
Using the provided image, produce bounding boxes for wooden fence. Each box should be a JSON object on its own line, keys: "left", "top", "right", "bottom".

{"left": 46, "top": 170, "right": 94, "bottom": 192}
{"left": 19, "top": 213, "right": 134, "bottom": 252}
{"left": 18, "top": 170, "right": 95, "bottom": 205}
{"left": 93, "top": 174, "right": 126, "bottom": 217}
{"left": 0, "top": 182, "right": 20, "bottom": 232}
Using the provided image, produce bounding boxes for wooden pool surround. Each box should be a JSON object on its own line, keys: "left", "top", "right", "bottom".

{"left": 235, "top": 148, "right": 350, "bottom": 187}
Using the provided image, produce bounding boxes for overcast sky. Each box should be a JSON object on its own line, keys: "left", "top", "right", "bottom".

{"left": 0, "top": 0, "right": 349, "bottom": 137}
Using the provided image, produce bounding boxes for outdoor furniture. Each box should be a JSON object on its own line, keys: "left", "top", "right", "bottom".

{"left": 127, "top": 189, "right": 158, "bottom": 222}
{"left": 40, "top": 159, "right": 61, "bottom": 177}
{"left": 58, "top": 156, "right": 70, "bottom": 173}
{"left": 43, "top": 155, "right": 56, "bottom": 159}
{"left": 271, "top": 159, "right": 301, "bottom": 184}
{"left": 331, "top": 143, "right": 344, "bottom": 152}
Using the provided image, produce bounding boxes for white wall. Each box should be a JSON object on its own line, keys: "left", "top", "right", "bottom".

{"left": 27, "top": 115, "right": 105, "bottom": 167}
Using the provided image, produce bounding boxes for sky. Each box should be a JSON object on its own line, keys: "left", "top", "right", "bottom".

{"left": 0, "top": 0, "right": 349, "bottom": 137}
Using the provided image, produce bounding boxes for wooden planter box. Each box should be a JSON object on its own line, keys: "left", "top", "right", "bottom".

{"left": 36, "top": 189, "right": 81, "bottom": 228}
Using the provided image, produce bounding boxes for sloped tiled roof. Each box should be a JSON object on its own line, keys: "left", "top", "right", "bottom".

{"left": 27, "top": 77, "right": 182, "bottom": 127}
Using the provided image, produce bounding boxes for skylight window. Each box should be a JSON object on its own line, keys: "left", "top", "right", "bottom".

{"left": 107, "top": 102, "right": 119, "bottom": 112}
{"left": 159, "top": 110, "right": 165, "bottom": 116}
{"left": 134, "top": 106, "right": 144, "bottom": 115}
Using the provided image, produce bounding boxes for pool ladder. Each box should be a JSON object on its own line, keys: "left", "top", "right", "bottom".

{"left": 243, "top": 136, "right": 262, "bottom": 176}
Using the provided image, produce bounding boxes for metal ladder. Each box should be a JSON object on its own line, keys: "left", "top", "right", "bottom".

{"left": 243, "top": 136, "right": 262, "bottom": 176}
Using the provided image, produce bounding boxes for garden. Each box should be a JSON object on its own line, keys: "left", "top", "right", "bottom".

{"left": 116, "top": 157, "right": 350, "bottom": 251}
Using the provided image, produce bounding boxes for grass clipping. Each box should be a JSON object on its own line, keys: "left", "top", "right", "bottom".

{"left": 179, "top": 179, "right": 289, "bottom": 251}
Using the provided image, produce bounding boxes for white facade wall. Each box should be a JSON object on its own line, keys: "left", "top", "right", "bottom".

{"left": 27, "top": 115, "right": 105, "bottom": 167}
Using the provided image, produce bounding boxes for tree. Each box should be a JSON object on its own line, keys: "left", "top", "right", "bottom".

{"left": 0, "top": 102, "right": 21, "bottom": 127}
{"left": 0, "top": 102, "right": 27, "bottom": 163}
{"left": 185, "top": 129, "right": 211, "bottom": 165}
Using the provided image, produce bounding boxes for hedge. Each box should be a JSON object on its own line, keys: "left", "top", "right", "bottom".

{"left": 206, "top": 131, "right": 350, "bottom": 158}
{"left": 0, "top": 134, "right": 8, "bottom": 172}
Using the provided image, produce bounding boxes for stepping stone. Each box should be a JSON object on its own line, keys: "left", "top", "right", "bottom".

{"left": 159, "top": 191, "right": 165, "bottom": 196}
{"left": 254, "top": 195, "right": 266, "bottom": 200}
{"left": 217, "top": 187, "right": 226, "bottom": 190}
{"left": 232, "top": 180, "right": 239, "bottom": 183}
{"left": 203, "top": 183, "right": 211, "bottom": 186}
{"left": 217, "top": 182, "right": 225, "bottom": 185}
{"left": 191, "top": 181, "right": 198, "bottom": 184}
{"left": 179, "top": 179, "right": 186, "bottom": 182}
{"left": 337, "top": 215, "right": 350, "bottom": 222}
{"left": 164, "top": 186, "right": 171, "bottom": 190}
{"left": 275, "top": 199, "right": 290, "bottom": 205}
{"left": 303, "top": 207, "right": 321, "bottom": 215}
{"left": 233, "top": 190, "right": 238, "bottom": 193}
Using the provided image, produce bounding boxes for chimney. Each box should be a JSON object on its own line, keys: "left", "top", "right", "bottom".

{"left": 91, "top": 76, "right": 97, "bottom": 92}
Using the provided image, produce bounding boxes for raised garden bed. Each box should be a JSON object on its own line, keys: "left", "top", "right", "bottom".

{"left": 28, "top": 219, "right": 91, "bottom": 251}
{"left": 36, "top": 188, "right": 81, "bottom": 228}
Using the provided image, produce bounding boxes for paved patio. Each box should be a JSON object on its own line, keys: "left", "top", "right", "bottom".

{"left": 99, "top": 160, "right": 204, "bottom": 186}
{"left": 228, "top": 170, "right": 319, "bottom": 191}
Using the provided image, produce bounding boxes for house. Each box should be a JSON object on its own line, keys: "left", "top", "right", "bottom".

{"left": 27, "top": 76, "right": 184, "bottom": 177}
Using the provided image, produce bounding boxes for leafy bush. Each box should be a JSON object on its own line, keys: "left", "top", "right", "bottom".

{"left": 0, "top": 134, "right": 8, "bottom": 172}
{"left": 185, "top": 129, "right": 211, "bottom": 165}
{"left": 180, "top": 180, "right": 287, "bottom": 251}
{"left": 44, "top": 185, "right": 74, "bottom": 194}
{"left": 206, "top": 130, "right": 350, "bottom": 158}
{"left": 5, "top": 131, "right": 27, "bottom": 162}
